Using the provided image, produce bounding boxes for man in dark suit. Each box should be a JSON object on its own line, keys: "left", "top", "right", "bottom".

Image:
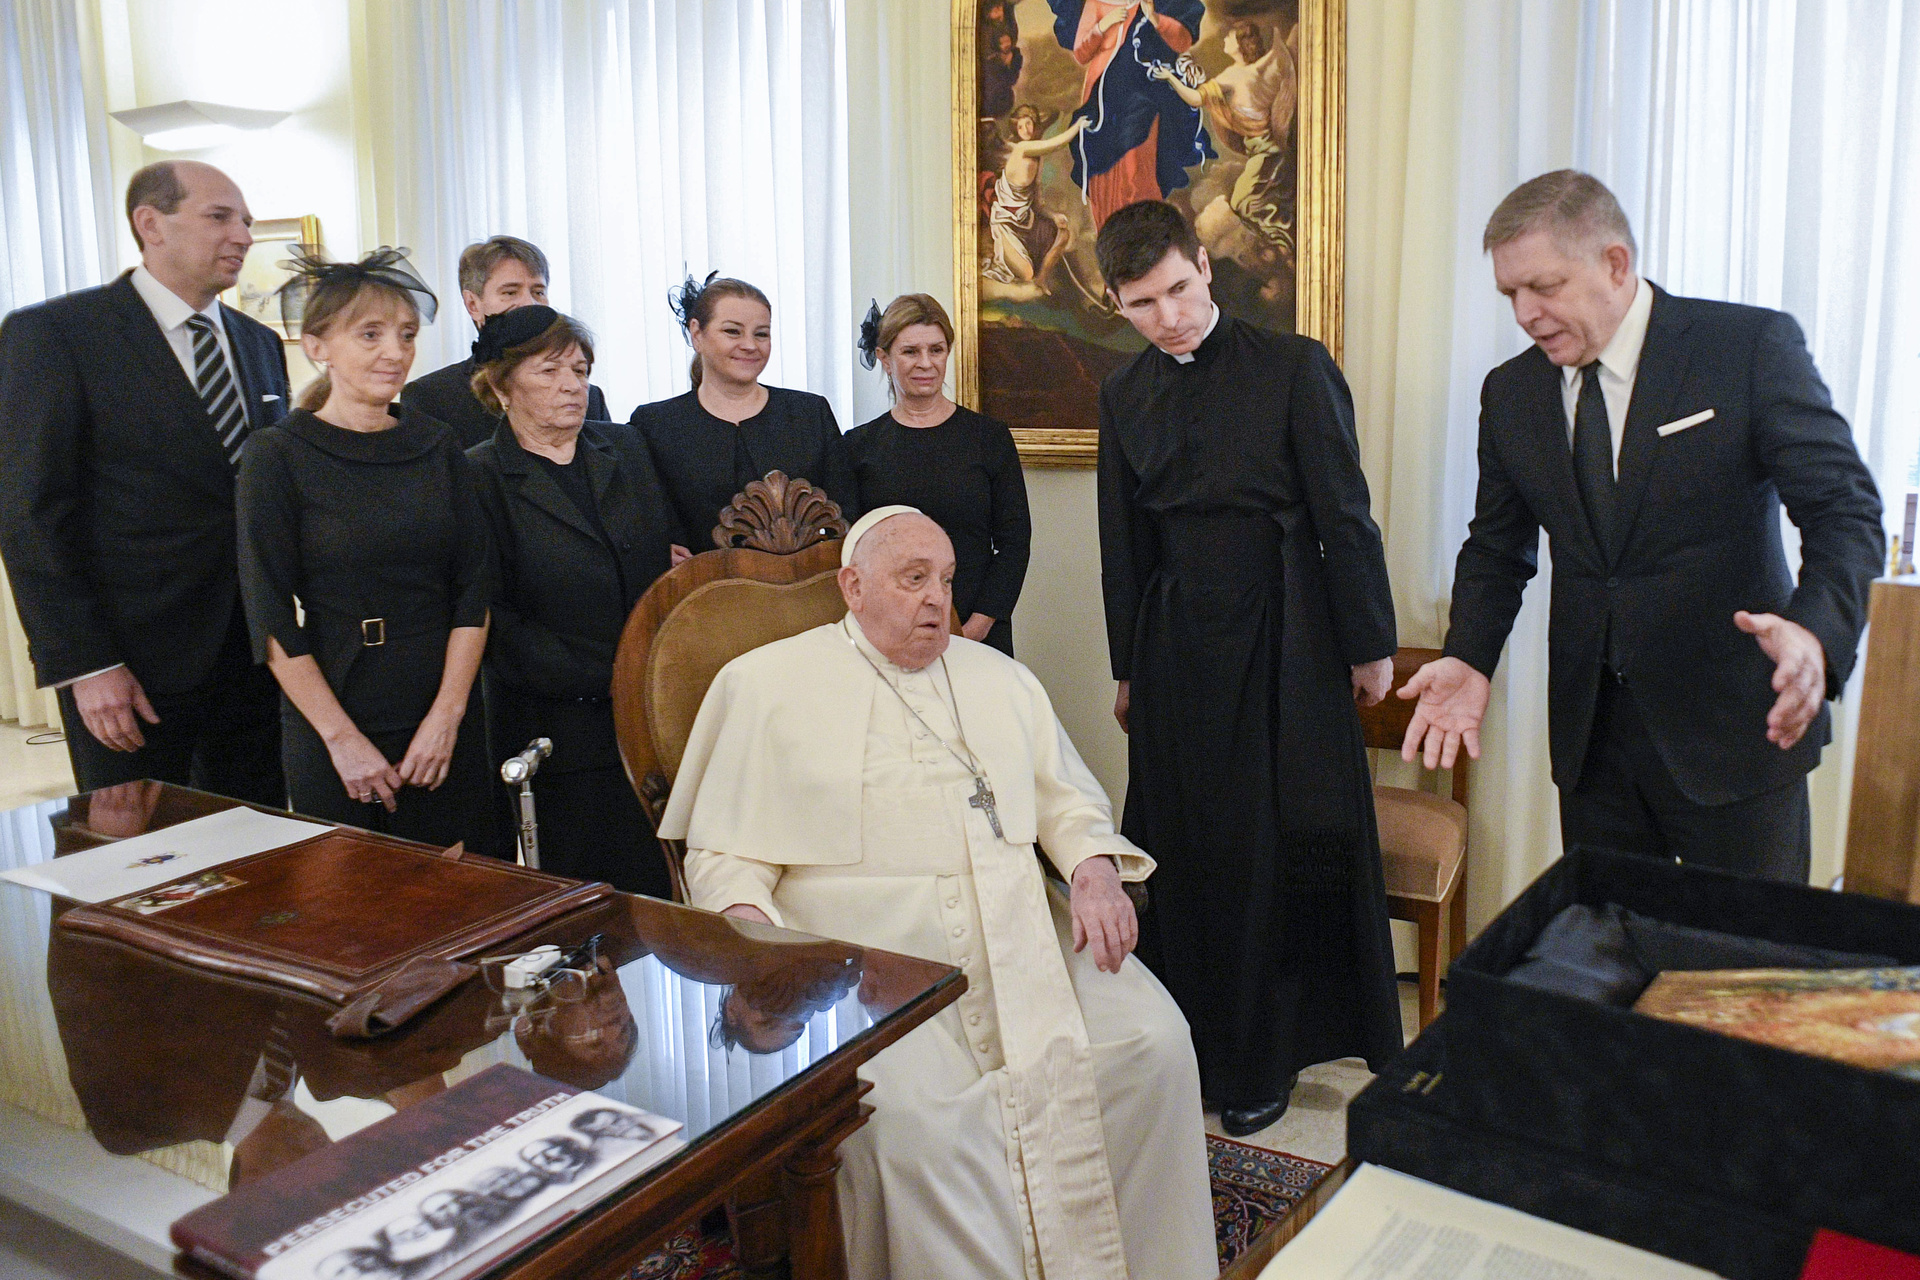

{"left": 1401, "top": 170, "right": 1884, "bottom": 882}
{"left": 401, "top": 236, "right": 611, "bottom": 446}
{"left": 0, "top": 160, "right": 291, "bottom": 803}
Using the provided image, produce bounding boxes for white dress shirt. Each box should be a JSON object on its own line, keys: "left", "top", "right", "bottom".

{"left": 1559, "top": 275, "right": 1653, "bottom": 477}
{"left": 130, "top": 263, "right": 237, "bottom": 391}
{"left": 1164, "top": 303, "right": 1221, "bottom": 363}
{"left": 57, "top": 269, "right": 242, "bottom": 691}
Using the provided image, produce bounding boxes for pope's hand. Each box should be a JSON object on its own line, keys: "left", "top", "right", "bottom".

{"left": 1734, "top": 610, "right": 1826, "bottom": 749}
{"left": 723, "top": 904, "right": 774, "bottom": 926}
{"left": 1397, "top": 655, "right": 1490, "bottom": 770}
{"left": 1070, "top": 856, "right": 1137, "bottom": 974}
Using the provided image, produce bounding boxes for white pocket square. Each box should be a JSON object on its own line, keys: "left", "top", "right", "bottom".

{"left": 1657, "top": 408, "right": 1714, "bottom": 436}
{"left": 262, "top": 393, "right": 282, "bottom": 402}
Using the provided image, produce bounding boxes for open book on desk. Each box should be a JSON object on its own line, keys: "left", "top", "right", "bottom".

{"left": 1260, "top": 1163, "right": 1724, "bottom": 1279}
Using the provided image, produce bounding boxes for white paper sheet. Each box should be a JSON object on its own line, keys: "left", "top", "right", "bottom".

{"left": 1260, "top": 1164, "right": 1726, "bottom": 1280}
{"left": 0, "top": 806, "right": 334, "bottom": 903}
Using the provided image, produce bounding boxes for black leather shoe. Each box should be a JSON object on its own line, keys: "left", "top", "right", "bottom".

{"left": 1219, "top": 1075, "right": 1299, "bottom": 1138}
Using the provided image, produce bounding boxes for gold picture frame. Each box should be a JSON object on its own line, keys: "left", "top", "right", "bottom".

{"left": 952, "top": 0, "right": 1345, "bottom": 467}
{"left": 222, "top": 215, "right": 322, "bottom": 338}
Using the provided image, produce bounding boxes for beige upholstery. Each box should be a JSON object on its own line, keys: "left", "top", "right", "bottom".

{"left": 1374, "top": 784, "right": 1467, "bottom": 903}
{"left": 643, "top": 571, "right": 847, "bottom": 778}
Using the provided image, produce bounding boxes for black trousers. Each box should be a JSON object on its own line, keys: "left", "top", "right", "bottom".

{"left": 281, "top": 703, "right": 505, "bottom": 858}
{"left": 1561, "top": 674, "right": 1812, "bottom": 883}
{"left": 57, "top": 618, "right": 283, "bottom": 807}
{"left": 516, "top": 766, "right": 672, "bottom": 898}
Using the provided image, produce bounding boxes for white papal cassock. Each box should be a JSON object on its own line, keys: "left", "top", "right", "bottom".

{"left": 660, "top": 616, "right": 1217, "bottom": 1280}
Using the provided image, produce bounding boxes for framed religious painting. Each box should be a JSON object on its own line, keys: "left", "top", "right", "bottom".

{"left": 952, "top": 0, "right": 1344, "bottom": 466}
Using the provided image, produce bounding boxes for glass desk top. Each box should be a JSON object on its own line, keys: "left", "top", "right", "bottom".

{"left": 0, "top": 783, "right": 960, "bottom": 1273}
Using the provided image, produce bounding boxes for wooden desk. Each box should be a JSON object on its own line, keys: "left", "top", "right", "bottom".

{"left": 0, "top": 784, "right": 963, "bottom": 1280}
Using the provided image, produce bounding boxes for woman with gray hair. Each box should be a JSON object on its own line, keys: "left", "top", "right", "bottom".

{"left": 465, "top": 305, "right": 686, "bottom": 895}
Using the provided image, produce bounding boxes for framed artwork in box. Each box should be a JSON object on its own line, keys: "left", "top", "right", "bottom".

{"left": 952, "top": 0, "right": 1345, "bottom": 466}
{"left": 223, "top": 215, "right": 322, "bottom": 338}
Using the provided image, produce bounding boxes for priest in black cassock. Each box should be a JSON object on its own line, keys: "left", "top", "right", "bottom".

{"left": 1094, "top": 200, "right": 1402, "bottom": 1138}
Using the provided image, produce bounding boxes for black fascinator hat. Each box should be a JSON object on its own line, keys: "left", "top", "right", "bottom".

{"left": 668, "top": 270, "right": 719, "bottom": 340}
{"left": 278, "top": 246, "right": 438, "bottom": 330}
{"left": 472, "top": 305, "right": 561, "bottom": 364}
{"left": 856, "top": 299, "right": 883, "bottom": 370}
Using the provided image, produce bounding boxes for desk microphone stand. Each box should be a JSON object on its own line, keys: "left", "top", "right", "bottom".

{"left": 500, "top": 738, "right": 553, "bottom": 871}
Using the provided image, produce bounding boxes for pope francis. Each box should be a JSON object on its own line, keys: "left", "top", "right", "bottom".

{"left": 660, "top": 507, "right": 1217, "bottom": 1279}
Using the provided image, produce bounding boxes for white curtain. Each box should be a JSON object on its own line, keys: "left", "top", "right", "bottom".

{"left": 1351, "top": 0, "right": 1919, "bottom": 929}
{"left": 0, "top": 0, "right": 117, "bottom": 731}
{"left": 355, "top": 0, "right": 855, "bottom": 430}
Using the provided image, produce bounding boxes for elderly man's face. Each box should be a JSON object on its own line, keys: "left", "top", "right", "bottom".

{"left": 463, "top": 258, "right": 549, "bottom": 330}
{"left": 838, "top": 515, "right": 955, "bottom": 671}
{"left": 1491, "top": 228, "right": 1636, "bottom": 368}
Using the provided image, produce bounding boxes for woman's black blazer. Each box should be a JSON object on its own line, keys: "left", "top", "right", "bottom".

{"left": 466, "top": 419, "right": 686, "bottom": 772}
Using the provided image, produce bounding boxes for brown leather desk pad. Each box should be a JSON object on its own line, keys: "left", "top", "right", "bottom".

{"left": 56, "top": 828, "right": 611, "bottom": 1007}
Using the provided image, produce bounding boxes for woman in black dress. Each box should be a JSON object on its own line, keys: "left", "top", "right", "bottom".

{"left": 630, "top": 274, "right": 860, "bottom": 541}
{"left": 845, "top": 294, "right": 1031, "bottom": 655}
{"left": 236, "top": 249, "right": 500, "bottom": 854}
{"left": 465, "top": 305, "right": 687, "bottom": 896}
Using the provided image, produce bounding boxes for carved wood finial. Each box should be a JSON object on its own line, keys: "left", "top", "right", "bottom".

{"left": 711, "top": 471, "right": 849, "bottom": 553}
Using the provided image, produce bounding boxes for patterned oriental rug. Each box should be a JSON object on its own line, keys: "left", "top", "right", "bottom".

{"left": 627, "top": 1135, "right": 1335, "bottom": 1278}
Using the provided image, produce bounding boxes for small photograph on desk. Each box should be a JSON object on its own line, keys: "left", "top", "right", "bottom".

{"left": 114, "top": 871, "right": 246, "bottom": 915}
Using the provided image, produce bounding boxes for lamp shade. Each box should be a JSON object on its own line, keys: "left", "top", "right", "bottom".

{"left": 109, "top": 100, "right": 289, "bottom": 152}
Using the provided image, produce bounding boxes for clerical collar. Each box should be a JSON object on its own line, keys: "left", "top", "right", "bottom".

{"left": 1162, "top": 304, "right": 1221, "bottom": 364}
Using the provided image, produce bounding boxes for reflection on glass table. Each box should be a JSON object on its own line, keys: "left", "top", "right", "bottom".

{"left": 0, "top": 785, "right": 961, "bottom": 1277}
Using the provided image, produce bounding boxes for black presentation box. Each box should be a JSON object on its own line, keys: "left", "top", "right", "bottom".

{"left": 1433, "top": 848, "right": 1920, "bottom": 1258}
{"left": 1349, "top": 1017, "right": 1815, "bottom": 1280}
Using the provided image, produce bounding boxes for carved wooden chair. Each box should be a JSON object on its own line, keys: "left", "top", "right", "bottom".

{"left": 612, "top": 472, "right": 852, "bottom": 901}
{"left": 1354, "top": 647, "right": 1472, "bottom": 1031}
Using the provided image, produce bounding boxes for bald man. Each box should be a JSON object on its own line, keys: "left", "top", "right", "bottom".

{"left": 0, "top": 160, "right": 290, "bottom": 801}
{"left": 661, "top": 508, "right": 1215, "bottom": 1280}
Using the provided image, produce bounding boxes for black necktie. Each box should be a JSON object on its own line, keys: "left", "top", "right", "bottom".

{"left": 186, "top": 314, "right": 249, "bottom": 467}
{"left": 1572, "top": 360, "right": 1615, "bottom": 554}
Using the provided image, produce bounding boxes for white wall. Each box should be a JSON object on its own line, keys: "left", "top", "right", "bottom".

{"left": 96, "top": 0, "right": 359, "bottom": 277}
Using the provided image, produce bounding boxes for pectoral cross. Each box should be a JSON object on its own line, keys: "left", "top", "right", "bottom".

{"left": 969, "top": 774, "right": 1004, "bottom": 840}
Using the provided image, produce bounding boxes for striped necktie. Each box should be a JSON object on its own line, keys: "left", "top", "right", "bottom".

{"left": 185, "top": 313, "right": 249, "bottom": 466}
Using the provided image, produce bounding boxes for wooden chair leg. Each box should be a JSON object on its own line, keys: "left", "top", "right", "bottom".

{"left": 1416, "top": 900, "right": 1441, "bottom": 1030}
{"left": 1448, "top": 877, "right": 1468, "bottom": 964}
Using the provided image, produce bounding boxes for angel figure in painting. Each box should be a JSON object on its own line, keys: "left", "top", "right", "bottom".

{"left": 982, "top": 106, "right": 1090, "bottom": 299}
{"left": 1151, "top": 20, "right": 1297, "bottom": 263}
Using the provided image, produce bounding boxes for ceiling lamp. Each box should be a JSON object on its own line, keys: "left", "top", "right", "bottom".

{"left": 109, "top": 100, "right": 289, "bottom": 152}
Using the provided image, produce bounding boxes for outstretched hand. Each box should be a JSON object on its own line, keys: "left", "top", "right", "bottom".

{"left": 1734, "top": 611, "right": 1826, "bottom": 749}
{"left": 1070, "top": 856, "right": 1137, "bottom": 974}
{"left": 1398, "top": 655, "right": 1491, "bottom": 770}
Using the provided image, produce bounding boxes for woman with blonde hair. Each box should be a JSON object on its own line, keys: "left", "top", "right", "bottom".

{"left": 236, "top": 248, "right": 500, "bottom": 852}
{"left": 630, "top": 273, "right": 860, "bottom": 541}
{"left": 845, "top": 294, "right": 1030, "bottom": 655}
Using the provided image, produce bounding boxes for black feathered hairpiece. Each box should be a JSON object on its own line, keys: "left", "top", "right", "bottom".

{"left": 472, "top": 304, "right": 561, "bottom": 365}
{"left": 668, "top": 269, "right": 719, "bottom": 342}
{"left": 856, "top": 299, "right": 883, "bottom": 370}
{"left": 277, "top": 245, "right": 438, "bottom": 329}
